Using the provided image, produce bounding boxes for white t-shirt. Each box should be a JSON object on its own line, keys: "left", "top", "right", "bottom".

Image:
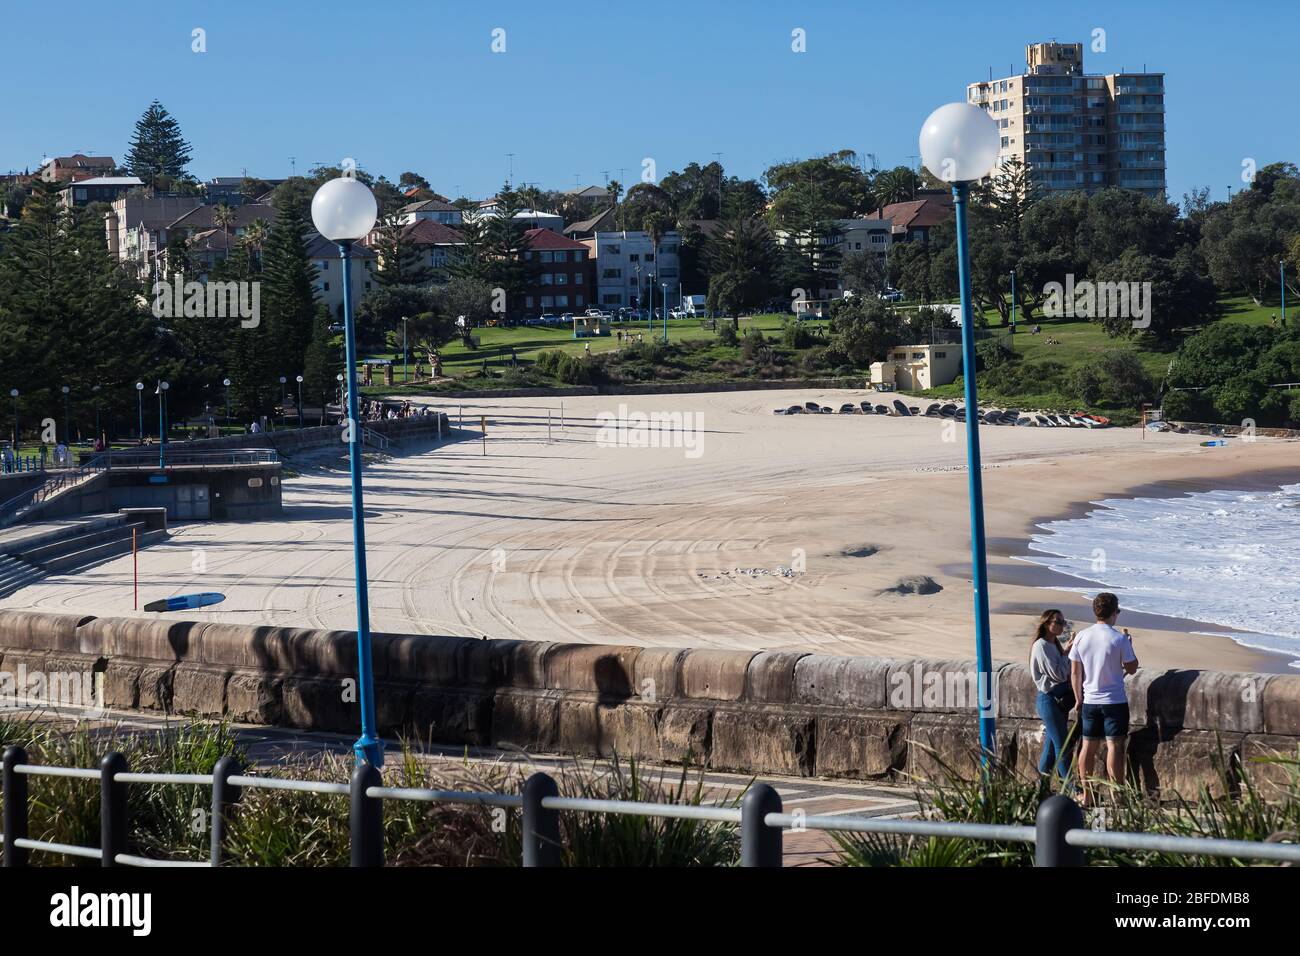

{"left": 1068, "top": 622, "right": 1137, "bottom": 704}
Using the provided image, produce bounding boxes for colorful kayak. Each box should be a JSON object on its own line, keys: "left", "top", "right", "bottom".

{"left": 143, "top": 592, "right": 227, "bottom": 613}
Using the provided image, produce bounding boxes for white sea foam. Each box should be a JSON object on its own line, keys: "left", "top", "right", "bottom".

{"left": 1023, "top": 482, "right": 1300, "bottom": 666}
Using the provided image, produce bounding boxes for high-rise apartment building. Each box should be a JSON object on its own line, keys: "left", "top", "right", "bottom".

{"left": 966, "top": 42, "right": 1166, "bottom": 198}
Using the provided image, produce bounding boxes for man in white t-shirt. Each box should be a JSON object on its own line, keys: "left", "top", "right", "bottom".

{"left": 1069, "top": 592, "right": 1139, "bottom": 804}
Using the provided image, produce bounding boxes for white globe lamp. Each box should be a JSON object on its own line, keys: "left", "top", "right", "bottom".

{"left": 919, "top": 102, "right": 1000, "bottom": 184}
{"left": 310, "top": 177, "right": 378, "bottom": 242}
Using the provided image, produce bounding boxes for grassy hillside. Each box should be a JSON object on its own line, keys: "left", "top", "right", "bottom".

{"left": 359, "top": 293, "right": 1291, "bottom": 418}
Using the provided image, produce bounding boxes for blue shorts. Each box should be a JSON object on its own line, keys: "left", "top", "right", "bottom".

{"left": 1080, "top": 702, "right": 1130, "bottom": 740}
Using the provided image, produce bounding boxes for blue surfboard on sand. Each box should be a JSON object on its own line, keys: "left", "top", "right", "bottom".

{"left": 143, "top": 592, "right": 226, "bottom": 613}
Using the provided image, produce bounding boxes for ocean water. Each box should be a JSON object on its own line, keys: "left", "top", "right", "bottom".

{"left": 1023, "top": 482, "right": 1300, "bottom": 666}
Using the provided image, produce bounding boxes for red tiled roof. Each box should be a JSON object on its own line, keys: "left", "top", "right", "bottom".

{"left": 523, "top": 227, "right": 588, "bottom": 250}
{"left": 401, "top": 220, "right": 464, "bottom": 245}
{"left": 867, "top": 196, "right": 954, "bottom": 231}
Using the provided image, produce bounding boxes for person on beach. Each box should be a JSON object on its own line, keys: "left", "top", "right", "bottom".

{"left": 1030, "top": 609, "right": 1076, "bottom": 782}
{"left": 1069, "top": 592, "right": 1139, "bottom": 805}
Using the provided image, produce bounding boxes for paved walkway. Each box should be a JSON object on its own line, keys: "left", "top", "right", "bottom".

{"left": 9, "top": 702, "right": 921, "bottom": 867}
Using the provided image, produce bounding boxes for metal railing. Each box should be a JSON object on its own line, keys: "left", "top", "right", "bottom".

{"left": 3, "top": 745, "right": 1298, "bottom": 867}
{"left": 0, "top": 457, "right": 110, "bottom": 529}
{"left": 83, "top": 448, "right": 279, "bottom": 469}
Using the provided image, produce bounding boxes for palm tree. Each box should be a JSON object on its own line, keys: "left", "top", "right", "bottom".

{"left": 212, "top": 202, "right": 237, "bottom": 261}
{"left": 606, "top": 180, "right": 622, "bottom": 228}
{"left": 873, "top": 168, "right": 918, "bottom": 207}
{"left": 240, "top": 218, "right": 269, "bottom": 270}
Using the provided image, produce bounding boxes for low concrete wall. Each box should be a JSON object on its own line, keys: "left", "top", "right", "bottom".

{"left": 77, "top": 414, "right": 452, "bottom": 464}
{"left": 2, "top": 609, "right": 1296, "bottom": 795}
{"left": 399, "top": 378, "right": 868, "bottom": 400}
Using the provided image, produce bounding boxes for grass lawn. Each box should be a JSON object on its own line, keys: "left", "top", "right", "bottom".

{"left": 360, "top": 314, "right": 829, "bottom": 390}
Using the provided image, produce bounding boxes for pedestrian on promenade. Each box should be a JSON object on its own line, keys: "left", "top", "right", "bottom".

{"left": 1069, "top": 592, "right": 1139, "bottom": 806}
{"left": 1030, "top": 609, "right": 1076, "bottom": 784}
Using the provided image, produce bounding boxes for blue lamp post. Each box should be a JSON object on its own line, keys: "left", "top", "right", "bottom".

{"left": 135, "top": 382, "right": 144, "bottom": 444}
{"left": 156, "top": 381, "right": 169, "bottom": 469}
{"left": 61, "top": 385, "right": 70, "bottom": 445}
{"left": 662, "top": 282, "right": 669, "bottom": 342}
{"left": 919, "top": 102, "right": 1001, "bottom": 759}
{"left": 93, "top": 385, "right": 102, "bottom": 445}
{"left": 9, "top": 389, "right": 18, "bottom": 457}
{"left": 296, "top": 375, "right": 304, "bottom": 429}
{"left": 312, "top": 174, "right": 383, "bottom": 767}
{"left": 1282, "top": 261, "right": 1287, "bottom": 326}
{"left": 222, "top": 378, "right": 231, "bottom": 429}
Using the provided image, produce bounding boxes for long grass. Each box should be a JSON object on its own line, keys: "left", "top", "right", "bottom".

{"left": 830, "top": 742, "right": 1300, "bottom": 867}
{"left": 1, "top": 719, "right": 738, "bottom": 867}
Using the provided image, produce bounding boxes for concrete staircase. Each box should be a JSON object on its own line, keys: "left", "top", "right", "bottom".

{"left": 0, "top": 554, "right": 45, "bottom": 598}
{"left": 0, "top": 511, "right": 168, "bottom": 598}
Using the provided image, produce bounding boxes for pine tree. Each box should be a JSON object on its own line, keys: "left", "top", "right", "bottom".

{"left": 302, "top": 304, "right": 339, "bottom": 425}
{"left": 481, "top": 184, "right": 536, "bottom": 314}
{"left": 0, "top": 183, "right": 157, "bottom": 440}
{"left": 260, "top": 203, "right": 319, "bottom": 374}
{"left": 372, "top": 214, "right": 433, "bottom": 287}
{"left": 125, "top": 100, "right": 194, "bottom": 186}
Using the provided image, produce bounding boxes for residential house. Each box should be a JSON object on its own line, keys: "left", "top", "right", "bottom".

{"left": 167, "top": 202, "right": 275, "bottom": 238}
{"left": 364, "top": 219, "right": 465, "bottom": 275}
{"left": 39, "top": 154, "right": 116, "bottom": 183}
{"left": 562, "top": 207, "right": 617, "bottom": 240}
{"left": 590, "top": 230, "right": 682, "bottom": 312}
{"left": 306, "top": 232, "right": 377, "bottom": 318}
{"left": 863, "top": 192, "right": 954, "bottom": 245}
{"left": 395, "top": 199, "right": 463, "bottom": 226}
{"left": 564, "top": 185, "right": 610, "bottom": 202}
{"left": 518, "top": 228, "right": 595, "bottom": 316}
{"left": 58, "top": 176, "right": 143, "bottom": 208}
{"left": 105, "top": 194, "right": 205, "bottom": 280}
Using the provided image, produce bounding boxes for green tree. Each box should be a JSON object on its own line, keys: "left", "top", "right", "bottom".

{"left": 705, "top": 213, "right": 779, "bottom": 326}
{"left": 0, "top": 183, "right": 157, "bottom": 438}
{"left": 261, "top": 204, "right": 319, "bottom": 366}
{"left": 827, "top": 295, "right": 905, "bottom": 366}
{"left": 125, "top": 100, "right": 194, "bottom": 186}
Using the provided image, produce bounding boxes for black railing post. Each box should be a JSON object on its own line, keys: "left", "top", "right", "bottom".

{"left": 350, "top": 762, "right": 384, "bottom": 867}
{"left": 1035, "top": 794, "right": 1084, "bottom": 867}
{"left": 741, "top": 782, "right": 783, "bottom": 867}
{"left": 100, "top": 751, "right": 128, "bottom": 867}
{"left": 3, "top": 746, "right": 29, "bottom": 867}
{"left": 521, "top": 772, "right": 561, "bottom": 867}
{"left": 209, "top": 755, "right": 243, "bottom": 866}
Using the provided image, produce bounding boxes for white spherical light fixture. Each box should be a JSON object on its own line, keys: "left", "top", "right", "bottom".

{"left": 311, "top": 177, "right": 378, "bottom": 241}
{"left": 919, "top": 103, "right": 1000, "bottom": 184}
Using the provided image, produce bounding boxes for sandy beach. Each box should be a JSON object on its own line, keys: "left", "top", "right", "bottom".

{"left": 5, "top": 388, "right": 1299, "bottom": 674}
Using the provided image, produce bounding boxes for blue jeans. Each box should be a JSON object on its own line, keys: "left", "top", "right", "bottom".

{"left": 1036, "top": 691, "right": 1072, "bottom": 779}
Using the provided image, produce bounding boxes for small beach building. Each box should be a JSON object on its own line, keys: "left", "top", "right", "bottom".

{"left": 870, "top": 344, "right": 961, "bottom": 391}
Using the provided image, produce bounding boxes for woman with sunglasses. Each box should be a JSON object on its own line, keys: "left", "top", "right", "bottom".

{"left": 1030, "top": 609, "right": 1076, "bottom": 782}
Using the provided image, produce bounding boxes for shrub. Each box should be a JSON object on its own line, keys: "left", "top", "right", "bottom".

{"left": 740, "top": 328, "right": 767, "bottom": 363}
{"left": 780, "top": 320, "right": 816, "bottom": 350}
{"left": 1066, "top": 364, "right": 1105, "bottom": 405}
{"left": 716, "top": 322, "right": 738, "bottom": 347}
{"left": 1096, "top": 350, "right": 1155, "bottom": 405}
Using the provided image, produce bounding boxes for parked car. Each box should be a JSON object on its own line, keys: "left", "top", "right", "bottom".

{"left": 538, "top": 313, "right": 559, "bottom": 326}
{"left": 878, "top": 288, "right": 903, "bottom": 302}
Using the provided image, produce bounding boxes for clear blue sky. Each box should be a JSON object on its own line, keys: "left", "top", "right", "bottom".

{"left": 3, "top": 0, "right": 1295, "bottom": 204}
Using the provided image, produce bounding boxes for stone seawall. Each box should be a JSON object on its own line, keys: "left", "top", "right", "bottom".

{"left": 2, "top": 610, "right": 1296, "bottom": 795}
